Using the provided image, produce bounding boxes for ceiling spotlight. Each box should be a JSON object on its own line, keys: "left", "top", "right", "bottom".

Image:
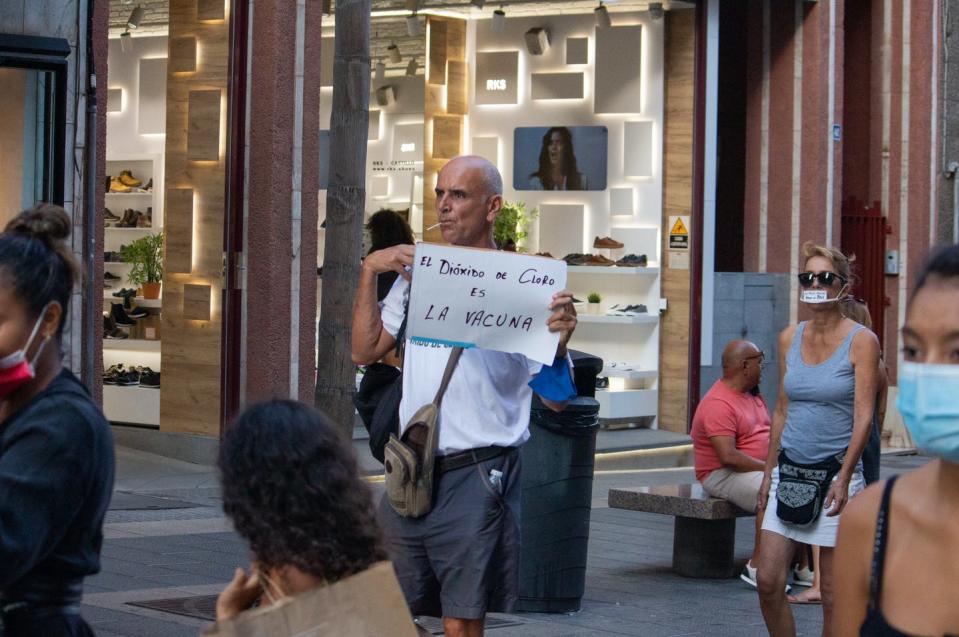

{"left": 120, "top": 30, "right": 133, "bottom": 53}
{"left": 388, "top": 41, "right": 402, "bottom": 63}
{"left": 470, "top": 0, "right": 486, "bottom": 7}
{"left": 406, "top": 13, "right": 422, "bottom": 37}
{"left": 127, "top": 5, "right": 144, "bottom": 30}
{"left": 406, "top": 57, "right": 418, "bottom": 77}
{"left": 648, "top": 2, "right": 664, "bottom": 20}
{"left": 491, "top": 7, "right": 506, "bottom": 33}
{"left": 405, "top": 0, "right": 418, "bottom": 10}
{"left": 594, "top": 2, "right": 611, "bottom": 28}
{"left": 375, "top": 59, "right": 386, "bottom": 82}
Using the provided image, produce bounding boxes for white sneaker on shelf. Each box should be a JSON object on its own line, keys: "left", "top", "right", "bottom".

{"left": 792, "top": 566, "right": 815, "bottom": 587}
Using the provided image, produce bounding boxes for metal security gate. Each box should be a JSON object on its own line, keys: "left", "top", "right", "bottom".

{"left": 840, "top": 198, "right": 887, "bottom": 347}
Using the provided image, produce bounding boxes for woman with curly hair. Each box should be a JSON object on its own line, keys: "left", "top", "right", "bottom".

{"left": 527, "top": 127, "right": 587, "bottom": 191}
{"left": 214, "top": 399, "right": 420, "bottom": 631}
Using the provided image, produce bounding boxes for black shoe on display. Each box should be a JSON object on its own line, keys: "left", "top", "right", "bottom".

{"left": 111, "top": 303, "right": 137, "bottom": 326}
{"left": 139, "top": 370, "right": 161, "bottom": 388}
{"left": 596, "top": 377, "right": 609, "bottom": 389}
{"left": 103, "top": 363, "right": 124, "bottom": 385}
{"left": 126, "top": 306, "right": 148, "bottom": 319}
{"left": 104, "top": 271, "right": 121, "bottom": 281}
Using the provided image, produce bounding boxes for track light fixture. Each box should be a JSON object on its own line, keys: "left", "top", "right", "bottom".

{"left": 405, "top": 0, "right": 418, "bottom": 10}
{"left": 388, "top": 41, "right": 402, "bottom": 63}
{"left": 406, "top": 57, "right": 418, "bottom": 77}
{"left": 406, "top": 13, "right": 422, "bottom": 37}
{"left": 491, "top": 7, "right": 506, "bottom": 33}
{"left": 127, "top": 5, "right": 144, "bottom": 30}
{"left": 375, "top": 59, "right": 385, "bottom": 82}
{"left": 470, "top": 0, "right": 486, "bottom": 8}
{"left": 594, "top": 2, "right": 611, "bottom": 28}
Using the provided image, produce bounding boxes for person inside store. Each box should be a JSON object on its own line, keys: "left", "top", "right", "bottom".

{"left": 354, "top": 209, "right": 417, "bottom": 434}
{"left": 213, "top": 399, "right": 428, "bottom": 636}
{"left": 833, "top": 244, "right": 959, "bottom": 636}
{"left": 755, "top": 242, "right": 880, "bottom": 636}
{"left": 0, "top": 204, "right": 116, "bottom": 636}
{"left": 527, "top": 126, "right": 588, "bottom": 191}
{"left": 351, "top": 155, "right": 578, "bottom": 637}
{"left": 840, "top": 296, "right": 888, "bottom": 486}
{"left": 691, "top": 339, "right": 770, "bottom": 588}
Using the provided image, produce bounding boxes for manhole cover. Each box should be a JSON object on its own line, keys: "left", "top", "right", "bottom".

{"left": 414, "top": 616, "right": 524, "bottom": 634}
{"left": 110, "top": 492, "right": 201, "bottom": 511}
{"left": 128, "top": 594, "right": 218, "bottom": 621}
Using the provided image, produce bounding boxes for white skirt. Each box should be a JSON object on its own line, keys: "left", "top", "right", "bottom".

{"left": 761, "top": 466, "right": 865, "bottom": 547}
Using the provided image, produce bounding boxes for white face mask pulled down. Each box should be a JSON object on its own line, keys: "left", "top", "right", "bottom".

{"left": 800, "top": 284, "right": 848, "bottom": 305}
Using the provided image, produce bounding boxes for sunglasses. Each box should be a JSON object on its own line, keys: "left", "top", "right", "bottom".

{"left": 797, "top": 271, "right": 846, "bottom": 288}
{"left": 744, "top": 352, "right": 767, "bottom": 368}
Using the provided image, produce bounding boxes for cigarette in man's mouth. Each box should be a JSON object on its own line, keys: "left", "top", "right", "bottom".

{"left": 426, "top": 222, "right": 442, "bottom": 231}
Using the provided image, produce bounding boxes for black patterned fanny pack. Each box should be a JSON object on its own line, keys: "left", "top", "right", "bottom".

{"left": 775, "top": 449, "right": 844, "bottom": 526}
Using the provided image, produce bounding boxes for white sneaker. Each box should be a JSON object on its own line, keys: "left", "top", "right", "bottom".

{"left": 792, "top": 566, "right": 814, "bottom": 587}
{"left": 740, "top": 562, "right": 758, "bottom": 588}
{"left": 741, "top": 562, "right": 792, "bottom": 593}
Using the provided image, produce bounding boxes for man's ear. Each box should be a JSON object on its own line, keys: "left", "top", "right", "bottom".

{"left": 486, "top": 194, "right": 503, "bottom": 223}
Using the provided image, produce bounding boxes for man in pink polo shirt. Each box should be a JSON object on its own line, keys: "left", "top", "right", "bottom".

{"left": 691, "top": 339, "right": 770, "bottom": 588}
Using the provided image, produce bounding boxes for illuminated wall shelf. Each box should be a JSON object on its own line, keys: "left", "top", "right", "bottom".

{"left": 578, "top": 314, "right": 659, "bottom": 325}
{"left": 601, "top": 367, "right": 658, "bottom": 380}
{"left": 103, "top": 338, "right": 161, "bottom": 353}
{"left": 595, "top": 388, "right": 658, "bottom": 420}
{"left": 103, "top": 385, "right": 160, "bottom": 426}
{"left": 567, "top": 265, "right": 660, "bottom": 275}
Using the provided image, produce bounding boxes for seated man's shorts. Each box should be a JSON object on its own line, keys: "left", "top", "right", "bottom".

{"left": 701, "top": 467, "right": 763, "bottom": 512}
{"left": 378, "top": 447, "right": 521, "bottom": 620}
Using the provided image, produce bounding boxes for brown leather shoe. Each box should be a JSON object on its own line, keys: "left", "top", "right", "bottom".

{"left": 593, "top": 236, "right": 624, "bottom": 249}
{"left": 586, "top": 254, "right": 615, "bottom": 266}
{"left": 118, "top": 170, "right": 143, "bottom": 188}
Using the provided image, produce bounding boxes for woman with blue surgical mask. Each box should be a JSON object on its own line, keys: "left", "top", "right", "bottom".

{"left": 755, "top": 242, "right": 880, "bottom": 635}
{"left": 833, "top": 244, "right": 959, "bottom": 636}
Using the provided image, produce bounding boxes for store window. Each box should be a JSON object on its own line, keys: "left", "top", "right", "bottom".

{"left": 104, "top": 0, "right": 231, "bottom": 436}
{"left": 0, "top": 34, "right": 69, "bottom": 220}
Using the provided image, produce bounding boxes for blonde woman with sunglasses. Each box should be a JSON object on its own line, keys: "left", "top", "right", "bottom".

{"left": 755, "top": 242, "right": 880, "bottom": 636}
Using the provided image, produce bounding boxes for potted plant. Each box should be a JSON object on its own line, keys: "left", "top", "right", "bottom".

{"left": 493, "top": 200, "right": 538, "bottom": 252}
{"left": 587, "top": 292, "right": 602, "bottom": 315}
{"left": 120, "top": 233, "right": 163, "bottom": 300}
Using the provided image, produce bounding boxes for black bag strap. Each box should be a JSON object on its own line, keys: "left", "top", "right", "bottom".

{"left": 394, "top": 294, "right": 410, "bottom": 359}
{"left": 433, "top": 347, "right": 463, "bottom": 407}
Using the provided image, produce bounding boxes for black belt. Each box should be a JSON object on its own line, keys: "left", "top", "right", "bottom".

{"left": 436, "top": 446, "right": 511, "bottom": 474}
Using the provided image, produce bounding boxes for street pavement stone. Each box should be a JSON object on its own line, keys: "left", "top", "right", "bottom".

{"left": 78, "top": 448, "right": 929, "bottom": 636}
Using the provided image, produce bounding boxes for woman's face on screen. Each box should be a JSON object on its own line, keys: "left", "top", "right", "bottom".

{"left": 547, "top": 131, "right": 565, "bottom": 166}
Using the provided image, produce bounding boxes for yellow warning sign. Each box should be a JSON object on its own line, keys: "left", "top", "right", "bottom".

{"left": 668, "top": 215, "right": 690, "bottom": 251}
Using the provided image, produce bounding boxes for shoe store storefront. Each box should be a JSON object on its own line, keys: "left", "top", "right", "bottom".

{"left": 102, "top": 0, "right": 236, "bottom": 441}
{"left": 322, "top": 1, "right": 699, "bottom": 432}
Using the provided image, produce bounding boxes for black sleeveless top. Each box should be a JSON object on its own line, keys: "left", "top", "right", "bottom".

{"left": 860, "top": 476, "right": 958, "bottom": 637}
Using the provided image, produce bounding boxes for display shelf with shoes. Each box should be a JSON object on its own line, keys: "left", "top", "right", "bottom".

{"left": 567, "top": 264, "right": 659, "bottom": 275}
{"left": 102, "top": 338, "right": 161, "bottom": 352}
{"left": 595, "top": 387, "right": 658, "bottom": 420}
{"left": 577, "top": 313, "right": 658, "bottom": 325}
{"left": 104, "top": 155, "right": 164, "bottom": 236}
{"left": 601, "top": 364, "right": 658, "bottom": 380}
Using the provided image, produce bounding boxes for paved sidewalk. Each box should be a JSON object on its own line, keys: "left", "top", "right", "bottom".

{"left": 81, "top": 447, "right": 929, "bottom": 636}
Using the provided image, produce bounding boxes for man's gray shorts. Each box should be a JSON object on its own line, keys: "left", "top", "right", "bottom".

{"left": 378, "top": 447, "right": 521, "bottom": 620}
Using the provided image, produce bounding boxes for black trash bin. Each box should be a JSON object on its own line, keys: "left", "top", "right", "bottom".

{"left": 517, "top": 395, "right": 601, "bottom": 613}
{"left": 569, "top": 349, "right": 604, "bottom": 398}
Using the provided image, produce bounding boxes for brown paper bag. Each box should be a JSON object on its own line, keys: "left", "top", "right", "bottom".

{"left": 202, "top": 561, "right": 419, "bottom": 637}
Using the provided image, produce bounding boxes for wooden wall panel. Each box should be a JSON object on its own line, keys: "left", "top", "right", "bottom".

{"left": 183, "top": 284, "right": 212, "bottom": 321}
{"left": 170, "top": 36, "right": 197, "bottom": 73}
{"left": 187, "top": 89, "right": 221, "bottom": 160}
{"left": 424, "top": 17, "right": 467, "bottom": 243}
{"left": 160, "top": 0, "right": 228, "bottom": 436}
{"left": 165, "top": 188, "right": 194, "bottom": 273}
{"left": 658, "top": 10, "right": 696, "bottom": 433}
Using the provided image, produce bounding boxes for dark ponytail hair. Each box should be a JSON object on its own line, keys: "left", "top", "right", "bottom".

{"left": 0, "top": 204, "right": 80, "bottom": 336}
{"left": 913, "top": 243, "right": 959, "bottom": 298}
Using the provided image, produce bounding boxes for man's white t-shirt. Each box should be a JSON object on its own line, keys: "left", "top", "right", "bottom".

{"left": 381, "top": 277, "right": 543, "bottom": 455}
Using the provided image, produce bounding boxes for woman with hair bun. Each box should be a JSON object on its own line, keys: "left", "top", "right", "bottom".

{"left": 0, "top": 205, "right": 115, "bottom": 636}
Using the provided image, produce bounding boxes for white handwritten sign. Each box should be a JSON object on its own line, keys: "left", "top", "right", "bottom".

{"left": 407, "top": 243, "right": 567, "bottom": 365}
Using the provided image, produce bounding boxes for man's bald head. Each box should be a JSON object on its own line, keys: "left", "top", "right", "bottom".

{"left": 443, "top": 155, "right": 503, "bottom": 198}
{"left": 721, "top": 340, "right": 761, "bottom": 377}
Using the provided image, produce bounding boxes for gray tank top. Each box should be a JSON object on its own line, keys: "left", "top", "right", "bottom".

{"left": 780, "top": 321, "right": 864, "bottom": 465}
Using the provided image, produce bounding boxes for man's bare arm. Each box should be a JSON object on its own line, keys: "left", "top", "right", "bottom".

{"left": 351, "top": 245, "right": 415, "bottom": 365}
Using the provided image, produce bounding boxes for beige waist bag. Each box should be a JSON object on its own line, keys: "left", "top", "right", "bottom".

{"left": 384, "top": 347, "right": 462, "bottom": 518}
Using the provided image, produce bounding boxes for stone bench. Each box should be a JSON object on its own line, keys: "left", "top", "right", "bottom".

{"left": 608, "top": 484, "right": 754, "bottom": 579}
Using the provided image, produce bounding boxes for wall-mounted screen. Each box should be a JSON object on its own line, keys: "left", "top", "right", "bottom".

{"left": 512, "top": 126, "right": 607, "bottom": 191}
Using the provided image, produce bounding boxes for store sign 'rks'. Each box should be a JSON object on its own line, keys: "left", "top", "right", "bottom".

{"left": 486, "top": 79, "right": 507, "bottom": 91}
